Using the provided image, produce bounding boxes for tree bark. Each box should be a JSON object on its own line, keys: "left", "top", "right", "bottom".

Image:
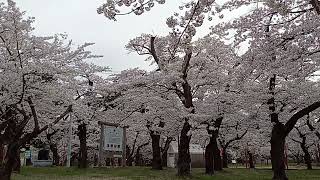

{"left": 204, "top": 116, "right": 224, "bottom": 174}
{"left": 78, "top": 123, "right": 87, "bottom": 168}
{"left": 46, "top": 129, "right": 60, "bottom": 166}
{"left": 161, "top": 137, "right": 172, "bottom": 167}
{"left": 269, "top": 75, "right": 287, "bottom": 180}
{"left": 0, "top": 143, "right": 19, "bottom": 180}
{"left": 222, "top": 150, "right": 228, "bottom": 168}
{"left": 295, "top": 127, "right": 313, "bottom": 170}
{"left": 302, "top": 147, "right": 312, "bottom": 170}
{"left": 248, "top": 150, "right": 255, "bottom": 169}
{"left": 150, "top": 133, "right": 162, "bottom": 170}
{"left": 161, "top": 152, "right": 167, "bottom": 168}
{"left": 177, "top": 120, "right": 191, "bottom": 176}
{"left": 126, "top": 146, "right": 133, "bottom": 166}
{"left": 135, "top": 148, "right": 143, "bottom": 166}
{"left": 271, "top": 123, "right": 288, "bottom": 180}
{"left": 299, "top": 139, "right": 312, "bottom": 170}
{"left": 296, "top": 155, "right": 301, "bottom": 165}
{"left": 205, "top": 137, "right": 214, "bottom": 175}
{"left": 0, "top": 143, "right": 4, "bottom": 167}
{"left": 213, "top": 137, "right": 222, "bottom": 171}
{"left": 49, "top": 143, "right": 59, "bottom": 166}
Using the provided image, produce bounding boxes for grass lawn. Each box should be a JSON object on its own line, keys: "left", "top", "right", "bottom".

{"left": 12, "top": 166, "right": 320, "bottom": 180}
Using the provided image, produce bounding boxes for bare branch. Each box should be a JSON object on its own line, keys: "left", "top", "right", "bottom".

{"left": 26, "top": 97, "right": 39, "bottom": 131}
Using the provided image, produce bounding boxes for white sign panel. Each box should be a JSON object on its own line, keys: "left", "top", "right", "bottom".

{"left": 104, "top": 126, "right": 123, "bottom": 151}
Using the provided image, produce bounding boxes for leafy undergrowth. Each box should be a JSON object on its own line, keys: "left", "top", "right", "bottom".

{"left": 12, "top": 166, "right": 320, "bottom": 180}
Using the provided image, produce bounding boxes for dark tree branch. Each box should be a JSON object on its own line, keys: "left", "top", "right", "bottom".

{"left": 306, "top": 116, "right": 320, "bottom": 139}
{"left": 150, "top": 36, "right": 160, "bottom": 67}
{"left": 26, "top": 97, "right": 39, "bottom": 131}
{"left": 130, "top": 131, "right": 140, "bottom": 157}
{"left": 285, "top": 101, "right": 320, "bottom": 135}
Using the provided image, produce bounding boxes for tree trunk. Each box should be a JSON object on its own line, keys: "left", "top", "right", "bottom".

{"left": 301, "top": 146, "right": 312, "bottom": 170}
{"left": 296, "top": 155, "right": 301, "bottom": 165}
{"left": 78, "top": 123, "right": 87, "bottom": 168}
{"left": 222, "top": 149, "right": 228, "bottom": 168}
{"left": 161, "top": 137, "right": 172, "bottom": 167}
{"left": 213, "top": 137, "right": 222, "bottom": 171}
{"left": 248, "top": 151, "right": 255, "bottom": 169}
{"left": 150, "top": 133, "right": 162, "bottom": 170}
{"left": 49, "top": 143, "right": 59, "bottom": 166}
{"left": 317, "top": 144, "right": 320, "bottom": 165}
{"left": 13, "top": 150, "right": 20, "bottom": 172}
{"left": 135, "top": 148, "right": 143, "bottom": 166}
{"left": 126, "top": 146, "right": 133, "bottom": 166}
{"left": 271, "top": 123, "right": 288, "bottom": 180}
{"left": 205, "top": 137, "right": 214, "bottom": 175}
{"left": 126, "top": 156, "right": 134, "bottom": 166}
{"left": 0, "top": 143, "right": 4, "bottom": 167}
{"left": 177, "top": 121, "right": 191, "bottom": 176}
{"left": 161, "top": 151, "right": 167, "bottom": 167}
{"left": 0, "top": 143, "right": 19, "bottom": 180}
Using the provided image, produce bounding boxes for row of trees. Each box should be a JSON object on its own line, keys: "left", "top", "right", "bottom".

{"left": 0, "top": 1, "right": 109, "bottom": 179}
{"left": 97, "top": 0, "right": 320, "bottom": 180}
{"left": 1, "top": 1, "right": 320, "bottom": 180}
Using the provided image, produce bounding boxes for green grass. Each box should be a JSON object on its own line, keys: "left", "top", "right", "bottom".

{"left": 12, "top": 166, "right": 320, "bottom": 180}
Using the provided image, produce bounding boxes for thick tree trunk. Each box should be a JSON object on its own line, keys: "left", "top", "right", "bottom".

{"left": 13, "top": 150, "right": 20, "bottom": 172}
{"left": 205, "top": 116, "right": 224, "bottom": 174}
{"left": 49, "top": 143, "right": 59, "bottom": 166}
{"left": 150, "top": 133, "right": 162, "bottom": 170}
{"left": 205, "top": 137, "right": 214, "bottom": 175}
{"left": 248, "top": 151, "right": 255, "bottom": 169}
{"left": 213, "top": 138, "right": 222, "bottom": 171}
{"left": 296, "top": 127, "right": 313, "bottom": 170}
{"left": 78, "top": 123, "right": 87, "bottom": 168}
{"left": 177, "top": 121, "right": 191, "bottom": 176}
{"left": 271, "top": 123, "right": 288, "bottom": 180}
{"left": 301, "top": 146, "right": 312, "bottom": 170}
{"left": 0, "top": 143, "right": 19, "bottom": 180}
{"left": 222, "top": 149, "right": 228, "bottom": 168}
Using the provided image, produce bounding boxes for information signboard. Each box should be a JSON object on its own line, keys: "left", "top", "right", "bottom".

{"left": 104, "top": 126, "right": 123, "bottom": 152}
{"left": 98, "top": 121, "right": 127, "bottom": 167}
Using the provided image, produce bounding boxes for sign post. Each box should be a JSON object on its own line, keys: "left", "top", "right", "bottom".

{"left": 98, "top": 121, "right": 127, "bottom": 167}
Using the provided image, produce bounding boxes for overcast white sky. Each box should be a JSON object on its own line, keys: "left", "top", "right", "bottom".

{"left": 2, "top": 0, "right": 182, "bottom": 73}
{"left": 2, "top": 0, "right": 246, "bottom": 73}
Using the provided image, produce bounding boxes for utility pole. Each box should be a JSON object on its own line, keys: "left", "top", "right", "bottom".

{"left": 67, "top": 113, "right": 72, "bottom": 167}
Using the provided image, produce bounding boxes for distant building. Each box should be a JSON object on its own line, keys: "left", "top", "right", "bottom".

{"left": 167, "top": 141, "right": 205, "bottom": 168}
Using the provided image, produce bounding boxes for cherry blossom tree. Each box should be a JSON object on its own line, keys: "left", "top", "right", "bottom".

{"left": 289, "top": 122, "right": 316, "bottom": 170}
{"left": 211, "top": 1, "right": 320, "bottom": 179}
{"left": 0, "top": 1, "right": 103, "bottom": 179}
{"left": 101, "top": 68, "right": 182, "bottom": 170}
{"left": 97, "top": 0, "right": 320, "bottom": 179}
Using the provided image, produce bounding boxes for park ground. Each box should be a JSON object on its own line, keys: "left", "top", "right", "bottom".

{"left": 12, "top": 166, "right": 320, "bottom": 180}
